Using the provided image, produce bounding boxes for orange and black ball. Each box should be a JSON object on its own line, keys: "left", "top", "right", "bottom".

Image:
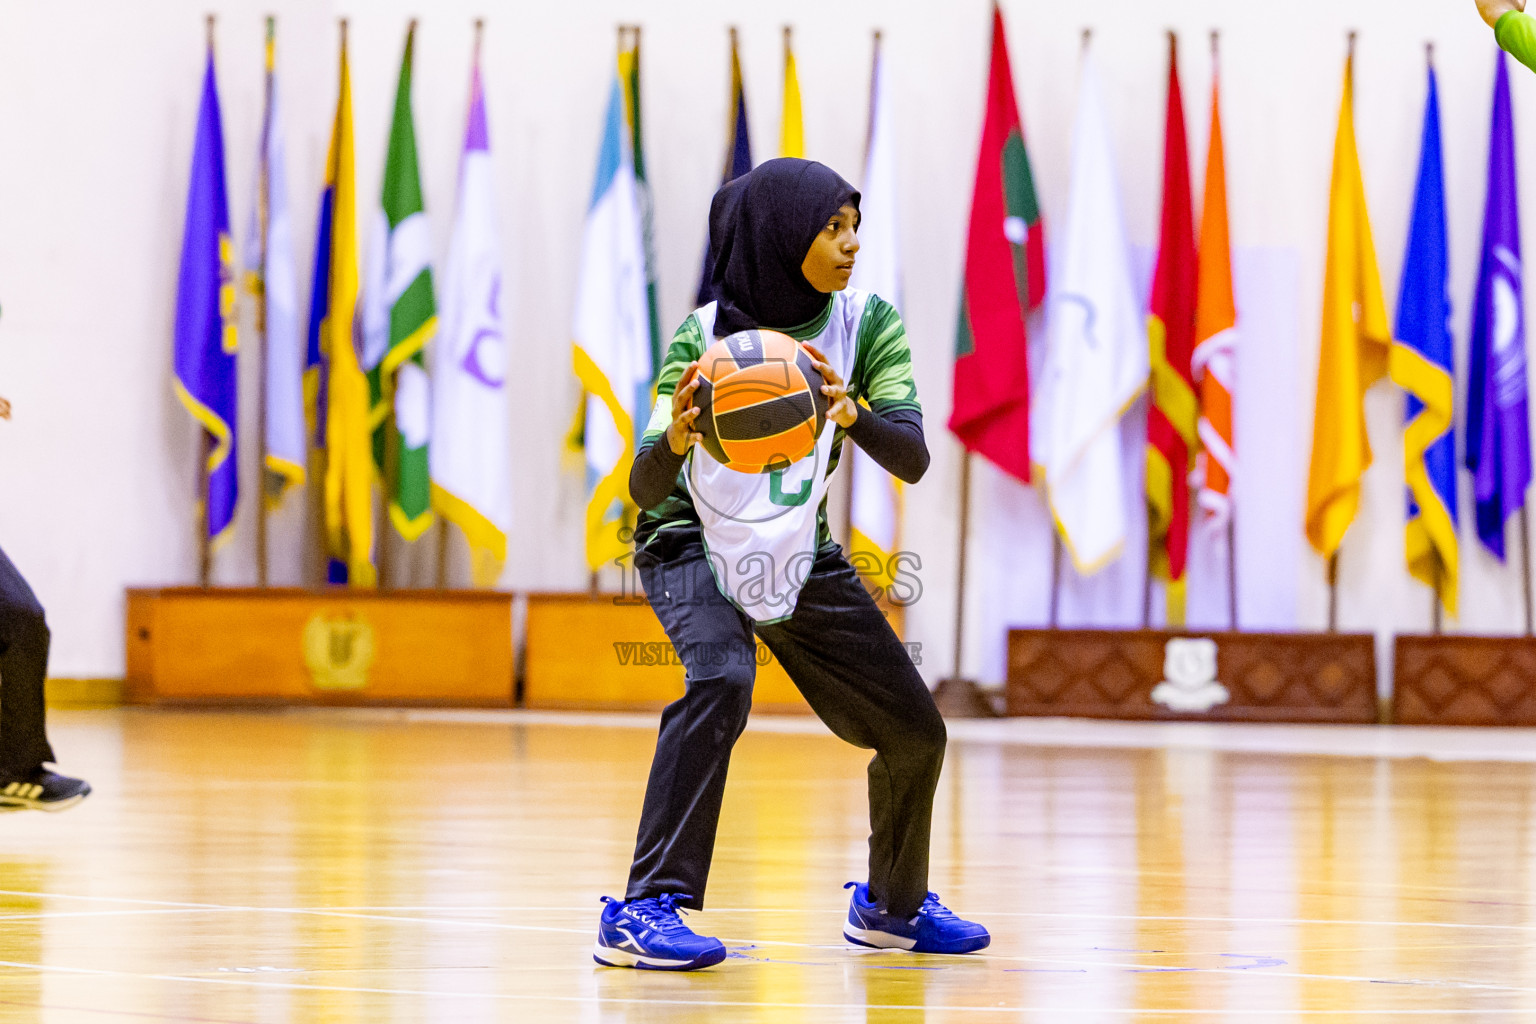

{"left": 692, "top": 330, "right": 828, "bottom": 474}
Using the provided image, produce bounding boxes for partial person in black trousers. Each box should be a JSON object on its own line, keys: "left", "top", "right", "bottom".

{"left": 0, "top": 393, "right": 90, "bottom": 811}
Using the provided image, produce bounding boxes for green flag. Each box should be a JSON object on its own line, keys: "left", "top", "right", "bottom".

{"left": 361, "top": 22, "right": 436, "bottom": 540}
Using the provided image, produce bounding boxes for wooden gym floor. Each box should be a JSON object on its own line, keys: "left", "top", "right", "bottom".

{"left": 4, "top": 708, "right": 1536, "bottom": 1021}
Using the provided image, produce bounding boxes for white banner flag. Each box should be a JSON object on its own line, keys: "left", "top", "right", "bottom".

{"left": 847, "top": 37, "right": 903, "bottom": 584}
{"left": 571, "top": 66, "right": 653, "bottom": 570}
{"left": 430, "top": 60, "right": 511, "bottom": 580}
{"left": 1033, "top": 47, "right": 1149, "bottom": 573}
{"left": 245, "top": 37, "right": 305, "bottom": 503}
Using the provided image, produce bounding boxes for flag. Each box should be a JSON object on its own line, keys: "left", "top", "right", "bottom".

{"left": 571, "top": 61, "right": 653, "bottom": 570}
{"left": 695, "top": 30, "right": 753, "bottom": 307}
{"left": 1032, "top": 44, "right": 1147, "bottom": 573}
{"left": 1305, "top": 50, "right": 1391, "bottom": 559}
{"left": 431, "top": 47, "right": 512, "bottom": 584}
{"left": 173, "top": 40, "right": 238, "bottom": 547}
{"left": 949, "top": 3, "right": 1046, "bottom": 484}
{"left": 1391, "top": 62, "right": 1459, "bottom": 615}
{"left": 360, "top": 23, "right": 436, "bottom": 541}
{"left": 1466, "top": 50, "right": 1531, "bottom": 560}
{"left": 780, "top": 27, "right": 804, "bottom": 158}
{"left": 316, "top": 29, "right": 374, "bottom": 586}
{"left": 303, "top": 109, "right": 330, "bottom": 451}
{"left": 1193, "top": 48, "right": 1236, "bottom": 528}
{"left": 245, "top": 18, "right": 304, "bottom": 506}
{"left": 622, "top": 31, "right": 664, "bottom": 381}
{"left": 1145, "top": 35, "right": 1199, "bottom": 626}
{"left": 848, "top": 31, "right": 902, "bottom": 589}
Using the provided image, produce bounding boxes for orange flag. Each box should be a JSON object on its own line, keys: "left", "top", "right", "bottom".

{"left": 1146, "top": 34, "right": 1199, "bottom": 625}
{"left": 1194, "top": 38, "right": 1236, "bottom": 529}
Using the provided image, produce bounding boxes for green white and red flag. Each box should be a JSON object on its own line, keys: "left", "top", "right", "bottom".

{"left": 949, "top": 3, "right": 1045, "bottom": 483}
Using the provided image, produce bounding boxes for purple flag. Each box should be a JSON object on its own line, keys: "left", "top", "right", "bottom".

{"left": 1467, "top": 50, "right": 1531, "bottom": 560}
{"left": 173, "top": 47, "right": 238, "bottom": 543}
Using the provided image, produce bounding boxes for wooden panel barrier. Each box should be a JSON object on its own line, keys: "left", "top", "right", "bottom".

{"left": 1007, "top": 629, "right": 1379, "bottom": 723}
{"left": 125, "top": 588, "right": 514, "bottom": 706}
{"left": 1393, "top": 635, "right": 1536, "bottom": 725}
{"left": 521, "top": 593, "right": 811, "bottom": 713}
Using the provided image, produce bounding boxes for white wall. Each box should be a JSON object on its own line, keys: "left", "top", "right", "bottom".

{"left": 0, "top": 0, "right": 1528, "bottom": 682}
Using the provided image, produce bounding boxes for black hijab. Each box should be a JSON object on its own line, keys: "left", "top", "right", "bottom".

{"left": 706, "top": 158, "right": 860, "bottom": 337}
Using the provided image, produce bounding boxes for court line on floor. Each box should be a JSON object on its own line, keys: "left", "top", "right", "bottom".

{"left": 0, "top": 910, "right": 236, "bottom": 922}
{"left": 0, "top": 997, "right": 257, "bottom": 1024}
{"left": 2, "top": 892, "right": 1530, "bottom": 998}
{"left": 5, "top": 891, "right": 1536, "bottom": 937}
{"left": 3, "top": 893, "right": 1533, "bottom": 997}
{"left": 314, "top": 706, "right": 1536, "bottom": 763}
{"left": 0, "top": 958, "right": 1527, "bottom": 1015}
{"left": 0, "top": 892, "right": 594, "bottom": 937}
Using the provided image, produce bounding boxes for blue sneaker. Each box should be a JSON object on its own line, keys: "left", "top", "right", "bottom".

{"left": 842, "top": 882, "right": 990, "bottom": 954}
{"left": 593, "top": 893, "right": 727, "bottom": 970}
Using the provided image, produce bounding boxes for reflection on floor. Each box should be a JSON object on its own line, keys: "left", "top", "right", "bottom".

{"left": 1, "top": 707, "right": 1534, "bottom": 1021}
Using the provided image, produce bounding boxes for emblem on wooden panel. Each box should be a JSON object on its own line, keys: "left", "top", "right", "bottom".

{"left": 302, "top": 612, "right": 376, "bottom": 692}
{"left": 1151, "top": 637, "right": 1229, "bottom": 712}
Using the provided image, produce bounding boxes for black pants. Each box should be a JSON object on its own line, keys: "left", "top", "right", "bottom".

{"left": 0, "top": 545, "right": 54, "bottom": 777}
{"left": 625, "top": 539, "right": 945, "bottom": 917}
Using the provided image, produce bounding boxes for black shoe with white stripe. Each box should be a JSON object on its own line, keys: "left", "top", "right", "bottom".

{"left": 0, "top": 768, "right": 90, "bottom": 812}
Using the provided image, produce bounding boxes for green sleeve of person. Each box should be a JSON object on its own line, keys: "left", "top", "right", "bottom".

{"left": 1498, "top": 11, "right": 1536, "bottom": 72}
{"left": 849, "top": 295, "right": 921, "bottom": 415}
{"left": 640, "top": 314, "right": 707, "bottom": 443}
{"left": 1480, "top": 0, "right": 1536, "bottom": 72}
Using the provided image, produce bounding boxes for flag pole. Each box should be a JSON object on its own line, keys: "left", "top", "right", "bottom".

{"left": 867, "top": 30, "right": 882, "bottom": 169}
{"left": 379, "top": 408, "right": 398, "bottom": 581}
{"left": 1328, "top": 13, "right": 1350, "bottom": 642}
{"left": 1141, "top": 556, "right": 1152, "bottom": 628}
{"left": 254, "top": 15, "right": 274, "bottom": 589}
{"left": 313, "top": 16, "right": 349, "bottom": 589}
{"left": 950, "top": 449, "right": 973, "bottom": 684}
{"left": 1431, "top": 563, "right": 1442, "bottom": 635}
{"left": 840, "top": 27, "right": 882, "bottom": 552}
{"left": 1226, "top": 516, "right": 1238, "bottom": 629}
{"left": 438, "top": 16, "right": 488, "bottom": 593}
{"left": 376, "top": 19, "right": 419, "bottom": 592}
{"left": 1522, "top": 506, "right": 1533, "bottom": 636}
{"left": 198, "top": 11, "right": 216, "bottom": 590}
{"left": 1327, "top": 550, "right": 1339, "bottom": 632}
{"left": 583, "top": 21, "right": 631, "bottom": 598}
{"left": 197, "top": 434, "right": 211, "bottom": 587}
{"left": 378, "top": 397, "right": 397, "bottom": 586}
{"left": 1048, "top": 529, "right": 1062, "bottom": 628}
{"left": 1138, "top": 27, "right": 1179, "bottom": 632}
{"left": 1211, "top": 29, "right": 1238, "bottom": 632}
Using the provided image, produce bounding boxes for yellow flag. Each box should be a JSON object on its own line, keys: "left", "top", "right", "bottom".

{"left": 1305, "top": 52, "right": 1390, "bottom": 558}
{"left": 322, "top": 32, "right": 376, "bottom": 586}
{"left": 780, "top": 28, "right": 804, "bottom": 158}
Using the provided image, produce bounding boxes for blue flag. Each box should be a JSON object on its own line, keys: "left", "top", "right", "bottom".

{"left": 304, "top": 153, "right": 333, "bottom": 452}
{"left": 1467, "top": 50, "right": 1533, "bottom": 560}
{"left": 695, "top": 32, "right": 753, "bottom": 306}
{"left": 173, "top": 47, "right": 238, "bottom": 545}
{"left": 1389, "top": 65, "right": 1458, "bottom": 616}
